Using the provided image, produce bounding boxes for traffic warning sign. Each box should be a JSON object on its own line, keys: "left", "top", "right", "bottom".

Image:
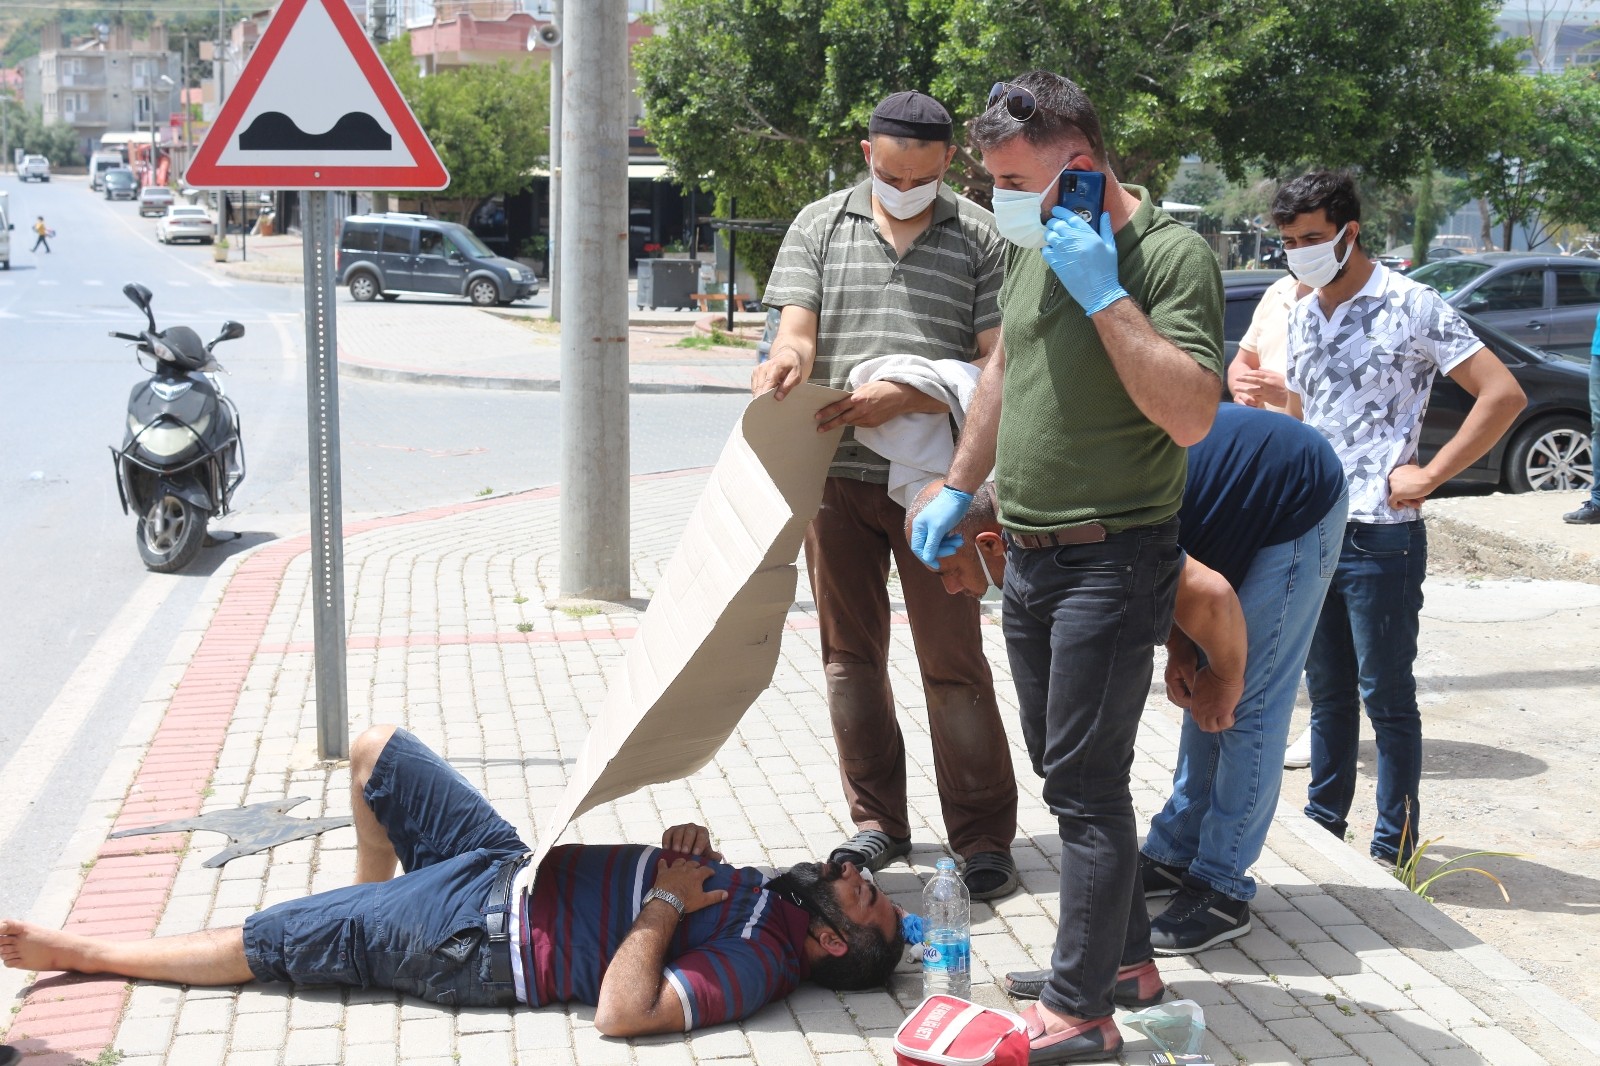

{"left": 185, "top": 0, "right": 448, "bottom": 190}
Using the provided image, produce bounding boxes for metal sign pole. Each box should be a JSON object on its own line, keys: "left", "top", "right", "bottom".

{"left": 301, "top": 189, "right": 349, "bottom": 760}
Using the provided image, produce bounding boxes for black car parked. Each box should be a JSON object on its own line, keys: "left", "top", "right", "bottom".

{"left": 336, "top": 213, "right": 538, "bottom": 306}
{"left": 103, "top": 168, "right": 138, "bottom": 202}
{"left": 1221, "top": 270, "right": 1593, "bottom": 494}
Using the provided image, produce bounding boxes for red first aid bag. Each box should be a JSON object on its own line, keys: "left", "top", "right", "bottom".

{"left": 894, "top": 995, "right": 1029, "bottom": 1066}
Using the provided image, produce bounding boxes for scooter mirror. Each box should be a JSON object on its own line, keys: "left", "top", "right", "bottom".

{"left": 216, "top": 321, "right": 246, "bottom": 343}
{"left": 122, "top": 283, "right": 153, "bottom": 309}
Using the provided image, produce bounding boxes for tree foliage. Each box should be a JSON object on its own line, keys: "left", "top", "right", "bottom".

{"left": 379, "top": 35, "right": 549, "bottom": 221}
{"left": 1, "top": 93, "right": 84, "bottom": 165}
{"left": 1468, "top": 68, "right": 1600, "bottom": 249}
{"left": 637, "top": 0, "right": 1518, "bottom": 279}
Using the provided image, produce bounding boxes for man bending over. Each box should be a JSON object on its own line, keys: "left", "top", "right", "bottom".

{"left": 2, "top": 726, "right": 906, "bottom": 1036}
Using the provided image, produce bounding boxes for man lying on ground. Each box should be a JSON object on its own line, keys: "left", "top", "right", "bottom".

{"left": 1, "top": 725, "right": 907, "bottom": 1037}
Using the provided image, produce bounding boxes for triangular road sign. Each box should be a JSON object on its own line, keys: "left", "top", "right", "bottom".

{"left": 186, "top": 0, "right": 448, "bottom": 190}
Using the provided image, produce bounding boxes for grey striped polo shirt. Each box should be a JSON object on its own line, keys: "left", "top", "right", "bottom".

{"left": 762, "top": 179, "right": 1005, "bottom": 483}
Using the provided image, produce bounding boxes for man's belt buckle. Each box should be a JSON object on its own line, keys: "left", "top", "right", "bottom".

{"left": 1006, "top": 523, "right": 1108, "bottom": 549}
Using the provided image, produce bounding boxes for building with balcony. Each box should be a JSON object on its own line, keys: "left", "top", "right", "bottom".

{"left": 19, "top": 21, "right": 180, "bottom": 163}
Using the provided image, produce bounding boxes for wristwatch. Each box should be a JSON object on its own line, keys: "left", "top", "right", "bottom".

{"left": 642, "top": 887, "right": 686, "bottom": 918}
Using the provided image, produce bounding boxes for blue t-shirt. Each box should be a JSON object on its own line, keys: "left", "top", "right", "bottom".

{"left": 1177, "top": 404, "right": 1346, "bottom": 588}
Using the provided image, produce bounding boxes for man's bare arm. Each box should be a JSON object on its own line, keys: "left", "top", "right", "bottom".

{"left": 593, "top": 860, "right": 727, "bottom": 1038}
{"left": 1169, "top": 557, "right": 1247, "bottom": 732}
{"left": 1387, "top": 347, "right": 1526, "bottom": 509}
{"left": 750, "top": 305, "right": 820, "bottom": 400}
{"left": 1091, "top": 299, "right": 1220, "bottom": 446}
{"left": 945, "top": 337, "right": 1005, "bottom": 493}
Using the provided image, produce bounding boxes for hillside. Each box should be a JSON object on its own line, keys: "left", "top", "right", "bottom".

{"left": 1, "top": 3, "right": 256, "bottom": 68}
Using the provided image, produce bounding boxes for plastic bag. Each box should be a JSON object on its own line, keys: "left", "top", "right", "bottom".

{"left": 1122, "top": 999, "right": 1205, "bottom": 1055}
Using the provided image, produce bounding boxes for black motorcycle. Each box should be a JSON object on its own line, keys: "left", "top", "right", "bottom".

{"left": 109, "top": 283, "right": 246, "bottom": 573}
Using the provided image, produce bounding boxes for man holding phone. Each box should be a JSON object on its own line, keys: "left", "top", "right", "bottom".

{"left": 910, "top": 72, "right": 1222, "bottom": 1062}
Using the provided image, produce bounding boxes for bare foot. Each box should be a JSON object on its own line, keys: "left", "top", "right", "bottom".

{"left": 0, "top": 919, "right": 96, "bottom": 974}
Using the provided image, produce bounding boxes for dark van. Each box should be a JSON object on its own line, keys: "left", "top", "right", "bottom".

{"left": 336, "top": 213, "right": 538, "bottom": 306}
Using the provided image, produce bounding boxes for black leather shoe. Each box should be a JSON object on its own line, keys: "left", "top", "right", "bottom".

{"left": 1563, "top": 501, "right": 1600, "bottom": 525}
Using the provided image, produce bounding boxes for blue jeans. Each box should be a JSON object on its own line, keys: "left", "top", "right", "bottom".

{"left": 1003, "top": 520, "right": 1180, "bottom": 1020}
{"left": 1302, "top": 520, "right": 1427, "bottom": 862}
{"left": 243, "top": 729, "right": 526, "bottom": 1006}
{"left": 1588, "top": 356, "right": 1598, "bottom": 507}
{"left": 1143, "top": 490, "right": 1347, "bottom": 900}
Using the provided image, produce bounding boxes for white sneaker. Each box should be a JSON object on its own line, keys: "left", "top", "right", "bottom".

{"left": 1283, "top": 729, "right": 1312, "bottom": 770}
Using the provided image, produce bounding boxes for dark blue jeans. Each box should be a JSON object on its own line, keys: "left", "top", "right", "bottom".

{"left": 243, "top": 729, "right": 526, "bottom": 1006}
{"left": 1003, "top": 520, "right": 1180, "bottom": 1020}
{"left": 1303, "top": 520, "right": 1427, "bottom": 862}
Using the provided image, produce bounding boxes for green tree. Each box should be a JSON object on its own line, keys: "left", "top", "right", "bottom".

{"left": 379, "top": 35, "right": 549, "bottom": 221}
{"left": 1468, "top": 70, "right": 1600, "bottom": 250}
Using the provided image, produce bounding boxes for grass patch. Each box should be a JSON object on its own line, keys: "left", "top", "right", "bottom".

{"left": 674, "top": 331, "right": 755, "bottom": 350}
{"left": 559, "top": 604, "right": 602, "bottom": 618}
{"left": 515, "top": 622, "right": 534, "bottom": 633}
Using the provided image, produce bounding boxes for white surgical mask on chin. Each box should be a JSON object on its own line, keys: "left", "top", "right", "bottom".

{"left": 872, "top": 174, "right": 941, "bottom": 220}
{"left": 991, "top": 186, "right": 1049, "bottom": 249}
{"left": 1285, "top": 224, "right": 1354, "bottom": 289}
{"left": 978, "top": 548, "right": 1004, "bottom": 593}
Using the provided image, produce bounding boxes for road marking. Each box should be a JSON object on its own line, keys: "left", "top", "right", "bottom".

{"left": 171, "top": 280, "right": 191, "bottom": 287}
{"left": 0, "top": 572, "right": 180, "bottom": 851}
{"left": 39, "top": 279, "right": 59, "bottom": 286}
{"left": 85, "top": 279, "right": 103, "bottom": 286}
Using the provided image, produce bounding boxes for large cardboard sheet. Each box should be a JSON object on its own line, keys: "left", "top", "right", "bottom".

{"left": 532, "top": 384, "right": 846, "bottom": 862}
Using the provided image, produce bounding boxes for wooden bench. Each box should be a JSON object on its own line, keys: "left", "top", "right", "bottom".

{"left": 691, "top": 292, "right": 756, "bottom": 312}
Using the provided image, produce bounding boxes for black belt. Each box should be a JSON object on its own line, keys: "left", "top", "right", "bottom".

{"left": 484, "top": 853, "right": 531, "bottom": 985}
{"left": 1004, "top": 523, "right": 1108, "bottom": 549}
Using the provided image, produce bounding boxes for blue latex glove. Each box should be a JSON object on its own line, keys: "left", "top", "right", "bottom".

{"left": 910, "top": 486, "right": 972, "bottom": 569}
{"left": 900, "top": 911, "right": 926, "bottom": 946}
{"left": 1042, "top": 206, "right": 1129, "bottom": 315}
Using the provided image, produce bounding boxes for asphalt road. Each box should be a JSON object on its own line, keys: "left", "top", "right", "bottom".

{"left": 0, "top": 173, "right": 749, "bottom": 919}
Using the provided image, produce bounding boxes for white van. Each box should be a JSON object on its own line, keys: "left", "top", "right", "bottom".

{"left": 90, "top": 150, "right": 124, "bottom": 191}
{"left": 0, "top": 190, "right": 11, "bottom": 270}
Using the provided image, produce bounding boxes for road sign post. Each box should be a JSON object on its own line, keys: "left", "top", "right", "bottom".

{"left": 185, "top": 0, "right": 449, "bottom": 761}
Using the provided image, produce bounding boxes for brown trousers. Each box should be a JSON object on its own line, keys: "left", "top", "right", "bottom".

{"left": 802, "top": 476, "right": 1018, "bottom": 858}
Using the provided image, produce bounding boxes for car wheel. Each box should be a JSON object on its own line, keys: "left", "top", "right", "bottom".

{"left": 1504, "top": 415, "right": 1594, "bottom": 493}
{"left": 468, "top": 278, "right": 499, "bottom": 307}
{"left": 348, "top": 271, "right": 380, "bottom": 302}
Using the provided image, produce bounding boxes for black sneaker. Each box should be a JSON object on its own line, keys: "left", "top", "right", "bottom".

{"left": 1149, "top": 878, "right": 1251, "bottom": 955}
{"left": 1564, "top": 501, "right": 1600, "bottom": 525}
{"left": 829, "top": 829, "right": 912, "bottom": 873}
{"left": 1140, "top": 853, "right": 1187, "bottom": 898}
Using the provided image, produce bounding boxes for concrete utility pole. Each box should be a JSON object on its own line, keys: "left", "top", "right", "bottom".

{"left": 558, "top": 0, "right": 629, "bottom": 601}
{"left": 548, "top": 0, "right": 563, "bottom": 322}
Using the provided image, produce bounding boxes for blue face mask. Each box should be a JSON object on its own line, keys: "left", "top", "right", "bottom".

{"left": 991, "top": 186, "right": 1049, "bottom": 249}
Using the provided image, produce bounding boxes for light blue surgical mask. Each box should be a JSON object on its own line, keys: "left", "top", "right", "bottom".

{"left": 991, "top": 186, "right": 1048, "bottom": 249}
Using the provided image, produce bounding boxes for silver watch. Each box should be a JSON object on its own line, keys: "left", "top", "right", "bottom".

{"left": 642, "top": 886, "right": 686, "bottom": 918}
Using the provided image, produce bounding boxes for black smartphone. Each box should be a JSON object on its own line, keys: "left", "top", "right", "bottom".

{"left": 1056, "top": 168, "right": 1106, "bottom": 228}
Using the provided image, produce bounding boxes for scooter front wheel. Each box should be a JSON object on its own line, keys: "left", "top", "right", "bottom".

{"left": 136, "top": 494, "right": 207, "bottom": 573}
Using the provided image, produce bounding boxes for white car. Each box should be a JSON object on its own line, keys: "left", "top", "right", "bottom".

{"left": 19, "top": 155, "right": 50, "bottom": 182}
{"left": 156, "top": 205, "right": 216, "bottom": 245}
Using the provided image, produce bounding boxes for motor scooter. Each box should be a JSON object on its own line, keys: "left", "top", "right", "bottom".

{"left": 108, "top": 283, "right": 246, "bottom": 572}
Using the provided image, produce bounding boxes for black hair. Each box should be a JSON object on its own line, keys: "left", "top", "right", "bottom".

{"left": 769, "top": 864, "right": 905, "bottom": 991}
{"left": 968, "top": 70, "right": 1105, "bottom": 161}
{"left": 1270, "top": 170, "right": 1362, "bottom": 230}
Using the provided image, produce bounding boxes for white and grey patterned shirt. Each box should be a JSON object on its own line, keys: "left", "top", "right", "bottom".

{"left": 1287, "top": 262, "right": 1483, "bottom": 524}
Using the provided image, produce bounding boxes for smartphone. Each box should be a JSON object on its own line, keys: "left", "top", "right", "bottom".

{"left": 1056, "top": 168, "right": 1106, "bottom": 228}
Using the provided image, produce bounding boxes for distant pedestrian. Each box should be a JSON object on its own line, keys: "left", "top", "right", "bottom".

{"left": 1562, "top": 307, "right": 1600, "bottom": 524}
{"left": 31, "top": 216, "right": 50, "bottom": 254}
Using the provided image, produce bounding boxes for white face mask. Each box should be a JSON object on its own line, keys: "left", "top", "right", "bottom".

{"left": 1285, "top": 224, "right": 1354, "bottom": 289}
{"left": 978, "top": 546, "right": 1004, "bottom": 593}
{"left": 872, "top": 174, "right": 941, "bottom": 220}
{"left": 991, "top": 186, "right": 1049, "bottom": 249}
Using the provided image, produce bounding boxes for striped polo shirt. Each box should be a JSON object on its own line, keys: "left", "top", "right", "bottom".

{"left": 762, "top": 179, "right": 1005, "bottom": 482}
{"left": 514, "top": 844, "right": 811, "bottom": 1029}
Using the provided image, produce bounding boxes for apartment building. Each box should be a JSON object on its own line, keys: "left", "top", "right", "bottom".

{"left": 20, "top": 22, "right": 180, "bottom": 160}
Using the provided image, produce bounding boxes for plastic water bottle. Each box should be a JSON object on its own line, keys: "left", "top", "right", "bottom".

{"left": 922, "top": 856, "right": 971, "bottom": 999}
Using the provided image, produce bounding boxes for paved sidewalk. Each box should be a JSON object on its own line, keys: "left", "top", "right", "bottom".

{"left": 5, "top": 471, "right": 1599, "bottom": 1066}
{"left": 216, "top": 234, "right": 765, "bottom": 394}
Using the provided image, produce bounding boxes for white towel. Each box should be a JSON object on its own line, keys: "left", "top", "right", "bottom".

{"left": 846, "top": 355, "right": 985, "bottom": 509}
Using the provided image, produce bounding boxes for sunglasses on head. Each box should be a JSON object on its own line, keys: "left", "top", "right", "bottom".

{"left": 987, "top": 82, "right": 1037, "bottom": 122}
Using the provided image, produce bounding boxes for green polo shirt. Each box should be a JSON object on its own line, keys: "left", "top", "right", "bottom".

{"left": 995, "top": 186, "right": 1223, "bottom": 534}
{"left": 763, "top": 179, "right": 1005, "bottom": 482}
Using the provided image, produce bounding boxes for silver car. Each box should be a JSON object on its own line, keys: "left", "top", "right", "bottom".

{"left": 1408, "top": 253, "right": 1600, "bottom": 360}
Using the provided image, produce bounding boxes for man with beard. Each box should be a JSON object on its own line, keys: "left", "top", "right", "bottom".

{"left": 1, "top": 727, "right": 906, "bottom": 1036}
